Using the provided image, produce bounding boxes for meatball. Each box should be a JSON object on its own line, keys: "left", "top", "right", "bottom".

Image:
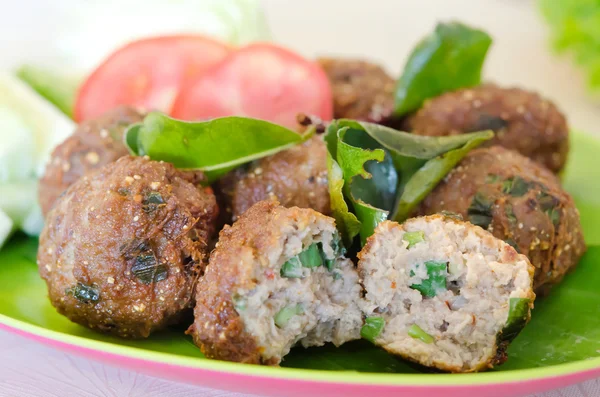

{"left": 417, "top": 146, "right": 586, "bottom": 293}
{"left": 39, "top": 106, "right": 145, "bottom": 215}
{"left": 358, "top": 215, "right": 535, "bottom": 372}
{"left": 188, "top": 200, "right": 363, "bottom": 364}
{"left": 218, "top": 136, "right": 330, "bottom": 221}
{"left": 318, "top": 57, "right": 396, "bottom": 123}
{"left": 403, "top": 84, "right": 569, "bottom": 173}
{"left": 37, "top": 156, "right": 219, "bottom": 338}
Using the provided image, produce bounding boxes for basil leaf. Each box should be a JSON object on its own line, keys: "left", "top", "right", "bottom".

{"left": 336, "top": 126, "right": 395, "bottom": 244}
{"left": 326, "top": 119, "right": 493, "bottom": 244}
{"left": 326, "top": 154, "right": 361, "bottom": 247}
{"left": 16, "top": 65, "right": 78, "bottom": 119}
{"left": 394, "top": 21, "right": 492, "bottom": 116}
{"left": 124, "top": 124, "right": 142, "bottom": 155}
{"left": 124, "top": 112, "right": 314, "bottom": 183}
{"left": 392, "top": 129, "right": 493, "bottom": 221}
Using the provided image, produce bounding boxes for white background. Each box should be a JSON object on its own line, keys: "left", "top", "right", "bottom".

{"left": 0, "top": 0, "right": 599, "bottom": 396}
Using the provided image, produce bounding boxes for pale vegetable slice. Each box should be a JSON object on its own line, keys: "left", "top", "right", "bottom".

{"left": 0, "top": 75, "right": 75, "bottom": 238}
{"left": 0, "top": 209, "right": 13, "bottom": 249}
{"left": 0, "top": 73, "right": 76, "bottom": 177}
{"left": 0, "top": 181, "right": 40, "bottom": 234}
{"left": 0, "top": 107, "right": 35, "bottom": 183}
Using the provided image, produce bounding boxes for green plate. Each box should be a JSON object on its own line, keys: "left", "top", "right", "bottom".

{"left": 0, "top": 131, "right": 599, "bottom": 396}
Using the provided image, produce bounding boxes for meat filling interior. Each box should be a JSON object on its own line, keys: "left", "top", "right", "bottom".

{"left": 234, "top": 222, "right": 362, "bottom": 362}
{"left": 362, "top": 218, "right": 532, "bottom": 370}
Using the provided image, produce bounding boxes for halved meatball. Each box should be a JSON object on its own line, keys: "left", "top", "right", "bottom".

{"left": 218, "top": 136, "right": 330, "bottom": 221}
{"left": 417, "top": 146, "right": 586, "bottom": 293}
{"left": 318, "top": 57, "right": 396, "bottom": 123}
{"left": 358, "top": 215, "right": 536, "bottom": 372}
{"left": 188, "top": 200, "right": 363, "bottom": 364}
{"left": 403, "top": 84, "right": 569, "bottom": 173}
{"left": 39, "top": 106, "right": 145, "bottom": 215}
{"left": 37, "top": 156, "right": 218, "bottom": 338}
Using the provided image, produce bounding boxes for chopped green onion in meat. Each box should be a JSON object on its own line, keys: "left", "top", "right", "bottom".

{"left": 410, "top": 260, "right": 448, "bottom": 298}
{"left": 403, "top": 231, "right": 425, "bottom": 249}
{"left": 280, "top": 256, "right": 303, "bottom": 278}
{"left": 361, "top": 316, "right": 385, "bottom": 343}
{"left": 298, "top": 243, "right": 323, "bottom": 268}
{"left": 274, "top": 304, "right": 304, "bottom": 328}
{"left": 408, "top": 324, "right": 434, "bottom": 344}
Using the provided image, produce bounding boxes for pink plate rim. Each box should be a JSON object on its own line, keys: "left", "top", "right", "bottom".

{"left": 2, "top": 314, "right": 599, "bottom": 397}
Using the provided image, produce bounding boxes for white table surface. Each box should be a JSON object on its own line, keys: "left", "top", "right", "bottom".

{"left": 1, "top": 0, "right": 599, "bottom": 396}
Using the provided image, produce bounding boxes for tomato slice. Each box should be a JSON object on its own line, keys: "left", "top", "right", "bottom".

{"left": 74, "top": 36, "right": 231, "bottom": 122}
{"left": 171, "top": 43, "right": 333, "bottom": 129}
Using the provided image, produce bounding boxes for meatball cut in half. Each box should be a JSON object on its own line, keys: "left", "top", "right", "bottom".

{"left": 37, "top": 156, "right": 218, "bottom": 338}
{"left": 218, "top": 136, "right": 330, "bottom": 221}
{"left": 188, "top": 201, "right": 363, "bottom": 365}
{"left": 358, "top": 216, "right": 536, "bottom": 373}
{"left": 318, "top": 57, "right": 396, "bottom": 123}
{"left": 417, "top": 146, "right": 586, "bottom": 293}
{"left": 404, "top": 84, "right": 569, "bottom": 173}
{"left": 39, "top": 105, "right": 145, "bottom": 216}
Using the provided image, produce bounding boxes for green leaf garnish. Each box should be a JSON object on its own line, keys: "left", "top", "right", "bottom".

{"left": 501, "top": 297, "right": 530, "bottom": 343}
{"left": 280, "top": 257, "right": 303, "bottom": 279}
{"left": 538, "top": 192, "right": 562, "bottom": 227}
{"left": 124, "top": 112, "right": 314, "bottom": 184}
{"left": 410, "top": 260, "right": 448, "bottom": 298}
{"left": 408, "top": 324, "right": 434, "bottom": 344}
{"left": 361, "top": 316, "right": 385, "bottom": 343}
{"left": 505, "top": 203, "right": 517, "bottom": 225}
{"left": 142, "top": 192, "right": 165, "bottom": 214}
{"left": 274, "top": 304, "right": 304, "bottom": 328}
{"left": 394, "top": 21, "right": 492, "bottom": 115}
{"left": 124, "top": 124, "right": 142, "bottom": 155}
{"left": 66, "top": 282, "right": 99, "bottom": 304}
{"left": 468, "top": 192, "right": 494, "bottom": 229}
{"left": 16, "top": 65, "right": 79, "bottom": 119}
{"left": 403, "top": 231, "right": 425, "bottom": 249}
{"left": 325, "top": 120, "right": 493, "bottom": 245}
{"left": 298, "top": 244, "right": 323, "bottom": 268}
{"left": 131, "top": 254, "right": 168, "bottom": 285}
{"left": 502, "top": 176, "right": 532, "bottom": 197}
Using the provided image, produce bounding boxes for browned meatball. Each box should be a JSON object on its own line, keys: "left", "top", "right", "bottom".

{"left": 318, "top": 58, "right": 396, "bottom": 123}
{"left": 37, "top": 156, "right": 218, "bottom": 338}
{"left": 403, "top": 84, "right": 569, "bottom": 173}
{"left": 188, "top": 201, "right": 362, "bottom": 364}
{"left": 417, "top": 146, "right": 585, "bottom": 293}
{"left": 38, "top": 106, "right": 145, "bottom": 216}
{"left": 218, "top": 136, "right": 330, "bottom": 221}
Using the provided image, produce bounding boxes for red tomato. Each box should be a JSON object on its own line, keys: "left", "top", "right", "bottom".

{"left": 172, "top": 43, "right": 333, "bottom": 129}
{"left": 74, "top": 36, "right": 231, "bottom": 122}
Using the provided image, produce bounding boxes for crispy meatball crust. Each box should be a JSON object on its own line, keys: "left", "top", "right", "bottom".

{"left": 39, "top": 106, "right": 145, "bottom": 215}
{"left": 188, "top": 201, "right": 360, "bottom": 364}
{"left": 37, "top": 156, "right": 218, "bottom": 338}
{"left": 404, "top": 84, "right": 569, "bottom": 173}
{"left": 417, "top": 146, "right": 585, "bottom": 293}
{"left": 318, "top": 58, "right": 396, "bottom": 123}
{"left": 218, "top": 136, "right": 330, "bottom": 220}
